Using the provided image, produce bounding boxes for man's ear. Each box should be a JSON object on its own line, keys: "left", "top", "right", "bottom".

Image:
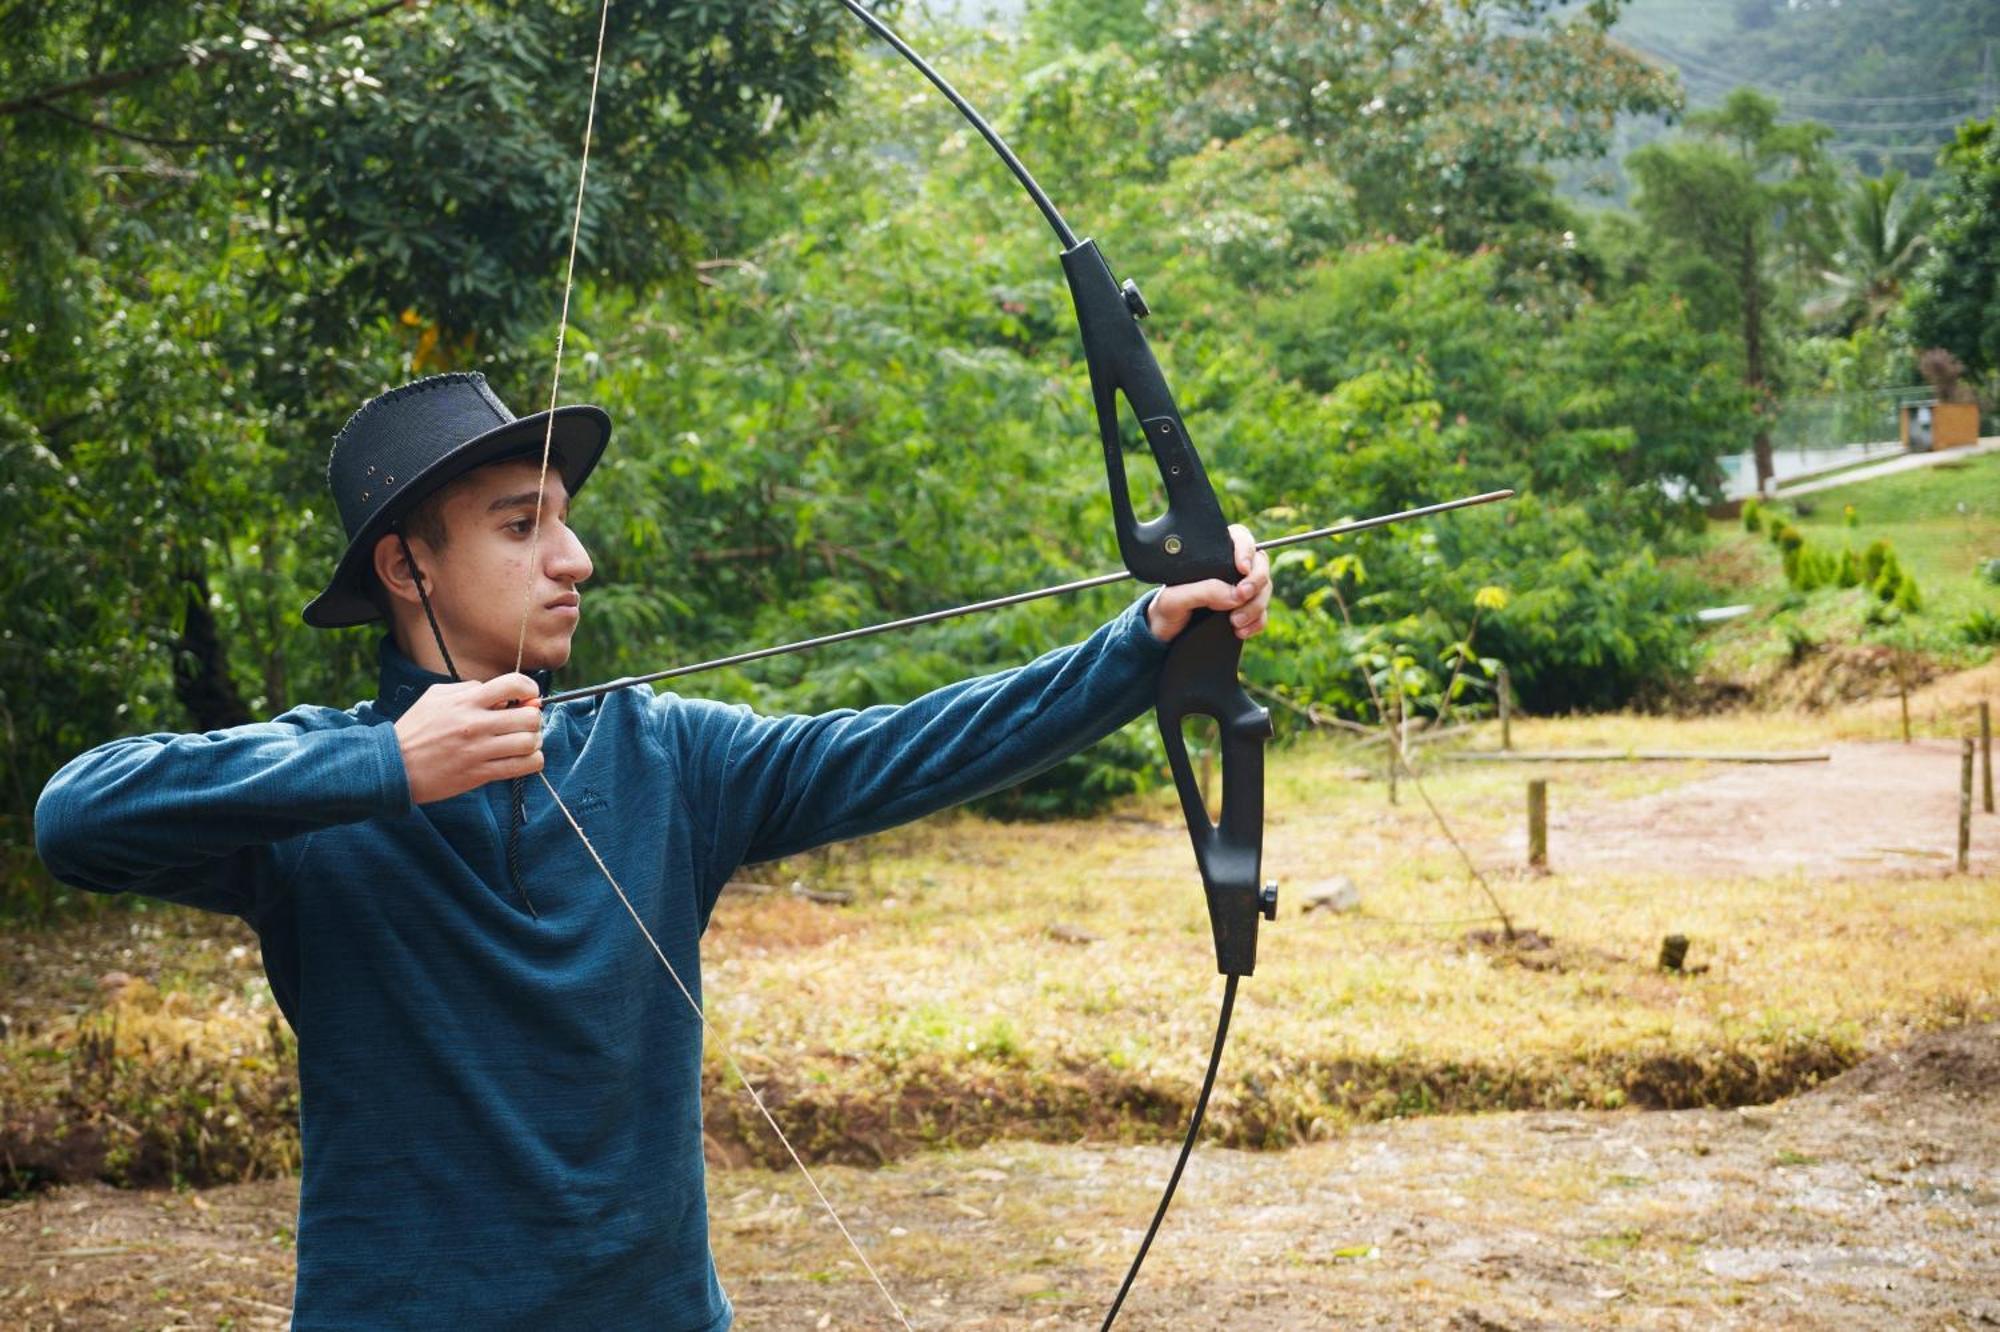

{"left": 370, "top": 530, "right": 429, "bottom": 610}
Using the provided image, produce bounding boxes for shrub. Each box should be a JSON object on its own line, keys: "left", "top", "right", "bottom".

{"left": 1893, "top": 574, "right": 1923, "bottom": 613}
{"left": 1871, "top": 551, "right": 1905, "bottom": 602}
{"left": 1863, "top": 540, "right": 1893, "bottom": 583}
{"left": 1792, "top": 547, "right": 1828, "bottom": 591}
{"left": 1961, "top": 608, "right": 2000, "bottom": 645}
{"left": 1980, "top": 556, "right": 2000, "bottom": 586}
{"left": 1741, "top": 497, "right": 1764, "bottom": 533}
{"left": 1836, "top": 549, "right": 1863, "bottom": 588}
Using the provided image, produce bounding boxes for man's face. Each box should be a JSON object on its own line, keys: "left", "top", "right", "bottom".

{"left": 393, "top": 459, "right": 593, "bottom": 677}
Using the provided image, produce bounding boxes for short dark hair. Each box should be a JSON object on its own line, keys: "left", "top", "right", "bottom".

{"left": 361, "top": 446, "right": 570, "bottom": 621}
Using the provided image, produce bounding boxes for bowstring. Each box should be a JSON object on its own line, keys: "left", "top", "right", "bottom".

{"left": 539, "top": 773, "right": 913, "bottom": 1330}
{"left": 512, "top": 0, "right": 610, "bottom": 677}
{"left": 514, "top": 4, "right": 911, "bottom": 1326}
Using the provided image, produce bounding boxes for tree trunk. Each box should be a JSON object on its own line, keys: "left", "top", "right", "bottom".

{"left": 171, "top": 559, "right": 252, "bottom": 732}
{"left": 1741, "top": 230, "right": 1773, "bottom": 493}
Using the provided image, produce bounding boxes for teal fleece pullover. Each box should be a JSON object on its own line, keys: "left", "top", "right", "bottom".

{"left": 34, "top": 595, "right": 1168, "bottom": 1330}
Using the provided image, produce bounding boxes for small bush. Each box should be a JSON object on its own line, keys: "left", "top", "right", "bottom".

{"left": 1872, "top": 551, "right": 1905, "bottom": 603}
{"left": 1979, "top": 556, "right": 2000, "bottom": 586}
{"left": 1836, "top": 549, "right": 1863, "bottom": 588}
{"left": 1863, "top": 540, "right": 1893, "bottom": 584}
{"left": 1792, "top": 547, "right": 1833, "bottom": 591}
{"left": 1960, "top": 608, "right": 2000, "bottom": 645}
{"left": 1741, "top": 497, "right": 1764, "bottom": 533}
{"left": 1893, "top": 573, "right": 1923, "bottom": 613}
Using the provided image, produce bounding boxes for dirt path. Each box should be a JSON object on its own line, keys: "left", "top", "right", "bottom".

{"left": 6, "top": 1024, "right": 1994, "bottom": 1330}
{"left": 1496, "top": 740, "right": 1996, "bottom": 879}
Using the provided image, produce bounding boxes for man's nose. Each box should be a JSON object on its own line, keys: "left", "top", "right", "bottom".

{"left": 549, "top": 523, "right": 592, "bottom": 584}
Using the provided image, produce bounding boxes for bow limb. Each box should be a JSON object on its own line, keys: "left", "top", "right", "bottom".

{"left": 837, "top": 3, "right": 1272, "bottom": 1323}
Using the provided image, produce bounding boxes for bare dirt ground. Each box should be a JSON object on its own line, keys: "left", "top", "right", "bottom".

{"left": 7, "top": 702, "right": 1996, "bottom": 1329}
{"left": 1498, "top": 739, "right": 1996, "bottom": 880}
{"left": 3, "top": 1023, "right": 1995, "bottom": 1330}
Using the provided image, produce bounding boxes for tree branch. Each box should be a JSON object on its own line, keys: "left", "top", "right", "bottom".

{"left": 0, "top": 0, "right": 417, "bottom": 119}
{"left": 27, "top": 99, "right": 244, "bottom": 149}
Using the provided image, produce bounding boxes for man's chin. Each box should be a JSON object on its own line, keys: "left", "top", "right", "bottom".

{"left": 521, "top": 626, "right": 578, "bottom": 674}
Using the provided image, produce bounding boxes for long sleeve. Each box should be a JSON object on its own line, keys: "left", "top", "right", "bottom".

{"left": 34, "top": 710, "right": 412, "bottom": 919}
{"left": 651, "top": 594, "right": 1170, "bottom": 902}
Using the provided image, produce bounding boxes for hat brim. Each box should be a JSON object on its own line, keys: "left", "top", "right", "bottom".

{"left": 303, "top": 404, "right": 611, "bottom": 629}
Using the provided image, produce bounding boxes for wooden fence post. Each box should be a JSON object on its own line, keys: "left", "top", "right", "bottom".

{"left": 1981, "top": 700, "right": 1993, "bottom": 815}
{"left": 1498, "top": 664, "right": 1513, "bottom": 751}
{"left": 1900, "top": 681, "right": 1911, "bottom": 744}
{"left": 1387, "top": 691, "right": 1401, "bottom": 806}
{"left": 1961, "top": 739, "right": 1976, "bottom": 874}
{"left": 1527, "top": 778, "right": 1548, "bottom": 873}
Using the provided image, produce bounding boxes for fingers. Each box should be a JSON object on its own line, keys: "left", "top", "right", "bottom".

{"left": 1142, "top": 526, "right": 1276, "bottom": 645}
{"left": 473, "top": 672, "right": 543, "bottom": 707}
{"left": 485, "top": 748, "right": 547, "bottom": 781}
{"left": 475, "top": 728, "right": 544, "bottom": 761}
{"left": 1149, "top": 531, "right": 1274, "bottom": 642}
{"left": 1157, "top": 577, "right": 1246, "bottom": 616}
{"left": 1230, "top": 523, "right": 1258, "bottom": 576}
{"left": 1231, "top": 543, "right": 1272, "bottom": 638}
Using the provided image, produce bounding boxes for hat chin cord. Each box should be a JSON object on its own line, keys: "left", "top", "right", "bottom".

{"left": 394, "top": 525, "right": 538, "bottom": 919}
{"left": 394, "top": 527, "right": 461, "bottom": 683}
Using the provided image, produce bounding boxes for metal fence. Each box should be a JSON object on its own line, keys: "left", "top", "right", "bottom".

{"left": 1719, "top": 385, "right": 1933, "bottom": 497}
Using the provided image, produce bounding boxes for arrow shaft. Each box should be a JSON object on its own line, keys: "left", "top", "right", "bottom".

{"left": 540, "top": 488, "right": 1514, "bottom": 706}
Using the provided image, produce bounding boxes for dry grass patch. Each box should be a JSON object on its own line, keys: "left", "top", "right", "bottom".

{"left": 6, "top": 712, "right": 1997, "bottom": 1190}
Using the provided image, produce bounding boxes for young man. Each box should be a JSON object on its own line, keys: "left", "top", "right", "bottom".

{"left": 35, "top": 371, "right": 1272, "bottom": 1330}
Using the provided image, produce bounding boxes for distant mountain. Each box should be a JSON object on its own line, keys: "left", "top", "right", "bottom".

{"left": 1613, "top": 0, "right": 2000, "bottom": 178}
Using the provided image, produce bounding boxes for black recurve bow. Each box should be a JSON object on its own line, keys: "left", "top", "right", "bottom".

{"left": 505, "top": 4, "right": 1513, "bottom": 1326}
{"left": 833, "top": 4, "right": 1274, "bottom": 1323}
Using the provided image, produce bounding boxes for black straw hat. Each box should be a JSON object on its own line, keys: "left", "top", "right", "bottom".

{"left": 303, "top": 372, "right": 611, "bottom": 628}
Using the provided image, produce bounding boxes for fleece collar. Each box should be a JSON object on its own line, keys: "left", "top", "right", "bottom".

{"left": 373, "top": 637, "right": 552, "bottom": 722}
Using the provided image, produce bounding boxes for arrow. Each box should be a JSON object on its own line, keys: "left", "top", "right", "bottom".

{"left": 539, "top": 488, "right": 1516, "bottom": 707}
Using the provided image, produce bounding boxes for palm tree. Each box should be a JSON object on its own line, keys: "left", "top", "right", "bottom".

{"left": 1818, "top": 169, "right": 1932, "bottom": 334}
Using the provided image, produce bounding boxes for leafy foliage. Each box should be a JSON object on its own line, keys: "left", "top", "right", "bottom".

{"left": 1626, "top": 89, "right": 1842, "bottom": 489}
{"left": 2, "top": 4, "right": 1754, "bottom": 910}
{"left": 1907, "top": 118, "right": 2000, "bottom": 384}
{"left": 1151, "top": 0, "right": 1678, "bottom": 251}
{"left": 1817, "top": 169, "right": 1933, "bottom": 335}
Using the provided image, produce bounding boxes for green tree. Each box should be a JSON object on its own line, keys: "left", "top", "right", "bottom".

{"left": 1628, "top": 89, "right": 1840, "bottom": 492}
{"left": 1821, "top": 168, "right": 1932, "bottom": 334}
{"left": 1906, "top": 117, "right": 2000, "bottom": 382}
{"left": 1153, "top": 0, "right": 1677, "bottom": 251}
{"left": 0, "top": 2, "right": 855, "bottom": 911}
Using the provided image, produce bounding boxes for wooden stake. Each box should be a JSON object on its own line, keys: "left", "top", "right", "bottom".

{"left": 1386, "top": 691, "right": 1401, "bottom": 806}
{"left": 1527, "top": 778, "right": 1548, "bottom": 873}
{"left": 1901, "top": 682, "right": 1911, "bottom": 743}
{"left": 1981, "top": 701, "right": 1993, "bottom": 815}
{"left": 1498, "top": 664, "right": 1513, "bottom": 751}
{"left": 1961, "top": 739, "right": 1975, "bottom": 874}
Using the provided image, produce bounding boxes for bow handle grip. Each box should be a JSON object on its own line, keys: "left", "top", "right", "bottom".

{"left": 1156, "top": 612, "right": 1274, "bottom": 977}
{"left": 1061, "top": 239, "right": 1235, "bottom": 586}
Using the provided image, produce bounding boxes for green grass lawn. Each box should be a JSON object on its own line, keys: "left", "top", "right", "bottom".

{"left": 1790, "top": 452, "right": 2000, "bottom": 619}
{"left": 1696, "top": 451, "right": 2000, "bottom": 682}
